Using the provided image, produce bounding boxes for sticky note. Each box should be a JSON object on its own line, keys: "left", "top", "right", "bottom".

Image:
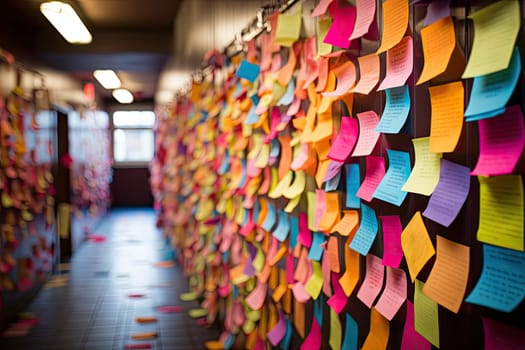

{"left": 373, "top": 149, "right": 411, "bottom": 206}
{"left": 417, "top": 16, "right": 456, "bottom": 85}
{"left": 339, "top": 236, "right": 361, "bottom": 296}
{"left": 351, "top": 111, "right": 381, "bottom": 157}
{"left": 317, "top": 18, "right": 333, "bottom": 57}
{"left": 375, "top": 267, "right": 407, "bottom": 320}
{"left": 305, "top": 260, "right": 323, "bottom": 299}
{"left": 414, "top": 280, "right": 440, "bottom": 348}
{"left": 482, "top": 317, "right": 525, "bottom": 350}
{"left": 428, "top": 81, "right": 464, "bottom": 153}
{"left": 422, "top": 159, "right": 470, "bottom": 227}
{"left": 349, "top": 203, "right": 378, "bottom": 256}
{"left": 380, "top": 215, "right": 403, "bottom": 268}
{"left": 462, "top": 0, "right": 520, "bottom": 78}
{"left": 318, "top": 191, "right": 340, "bottom": 232}
{"left": 237, "top": 60, "right": 260, "bottom": 83}
{"left": 345, "top": 164, "right": 361, "bottom": 209}
{"left": 332, "top": 210, "right": 359, "bottom": 236}
{"left": 274, "top": 5, "right": 303, "bottom": 47}
{"left": 477, "top": 175, "right": 524, "bottom": 251}
{"left": 350, "top": 0, "right": 376, "bottom": 40}
{"left": 352, "top": 54, "right": 380, "bottom": 95}
{"left": 402, "top": 137, "right": 442, "bottom": 196}
{"left": 423, "top": 0, "right": 450, "bottom": 26}
{"left": 401, "top": 212, "right": 435, "bottom": 282}
{"left": 357, "top": 254, "right": 384, "bottom": 308}
{"left": 322, "top": 61, "right": 357, "bottom": 97}
{"left": 246, "top": 282, "right": 267, "bottom": 310}
{"left": 378, "top": 36, "right": 413, "bottom": 90}
{"left": 423, "top": 236, "right": 470, "bottom": 313}
{"left": 300, "top": 317, "right": 321, "bottom": 350}
{"left": 283, "top": 170, "right": 306, "bottom": 199}
{"left": 327, "top": 275, "right": 347, "bottom": 313}
{"left": 311, "top": 0, "right": 335, "bottom": 17}
{"left": 471, "top": 105, "right": 525, "bottom": 176}
{"left": 327, "top": 117, "right": 359, "bottom": 161}
{"left": 308, "top": 232, "right": 326, "bottom": 261}
{"left": 361, "top": 308, "right": 390, "bottom": 350}
{"left": 466, "top": 244, "right": 525, "bottom": 312}
{"left": 401, "top": 301, "right": 431, "bottom": 350}
{"left": 341, "top": 313, "right": 358, "bottom": 350}
{"left": 329, "top": 308, "right": 342, "bottom": 350}
{"left": 273, "top": 210, "right": 290, "bottom": 242}
{"left": 357, "top": 156, "right": 386, "bottom": 202}
{"left": 323, "top": 4, "right": 356, "bottom": 48}
{"left": 375, "top": 86, "right": 411, "bottom": 134}
{"left": 377, "top": 0, "right": 409, "bottom": 54}
{"left": 465, "top": 48, "right": 521, "bottom": 120}
{"left": 267, "top": 310, "right": 286, "bottom": 346}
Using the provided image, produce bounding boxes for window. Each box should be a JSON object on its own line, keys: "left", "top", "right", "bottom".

{"left": 112, "top": 111, "right": 155, "bottom": 164}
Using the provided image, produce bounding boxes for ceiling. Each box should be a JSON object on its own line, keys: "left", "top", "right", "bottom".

{"left": 0, "top": 0, "right": 268, "bottom": 106}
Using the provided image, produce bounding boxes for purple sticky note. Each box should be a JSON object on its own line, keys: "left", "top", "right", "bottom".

{"left": 380, "top": 215, "right": 403, "bottom": 268}
{"left": 482, "top": 317, "right": 525, "bottom": 350}
{"left": 423, "top": 159, "right": 470, "bottom": 227}
{"left": 423, "top": 0, "right": 451, "bottom": 26}
{"left": 267, "top": 310, "right": 287, "bottom": 346}
{"left": 324, "top": 4, "right": 356, "bottom": 49}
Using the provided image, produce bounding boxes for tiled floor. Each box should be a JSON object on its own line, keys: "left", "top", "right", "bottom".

{"left": 0, "top": 208, "right": 220, "bottom": 349}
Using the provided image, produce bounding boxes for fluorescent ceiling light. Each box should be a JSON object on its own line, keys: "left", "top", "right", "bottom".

{"left": 112, "top": 89, "right": 134, "bottom": 104}
{"left": 40, "top": 1, "right": 92, "bottom": 44}
{"left": 93, "top": 70, "right": 121, "bottom": 89}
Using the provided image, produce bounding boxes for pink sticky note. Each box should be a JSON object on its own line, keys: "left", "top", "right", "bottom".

{"left": 245, "top": 282, "right": 267, "bottom": 310}
{"left": 401, "top": 301, "right": 431, "bottom": 350}
{"left": 380, "top": 216, "right": 403, "bottom": 268}
{"left": 375, "top": 267, "right": 407, "bottom": 320}
{"left": 298, "top": 212, "right": 312, "bottom": 247}
{"left": 471, "top": 105, "right": 525, "bottom": 176}
{"left": 156, "top": 306, "right": 184, "bottom": 313}
{"left": 350, "top": 0, "right": 377, "bottom": 40}
{"left": 267, "top": 310, "right": 287, "bottom": 346}
{"left": 324, "top": 5, "right": 356, "bottom": 49}
{"left": 327, "top": 273, "right": 348, "bottom": 314}
{"left": 128, "top": 293, "right": 145, "bottom": 299}
{"left": 482, "top": 317, "right": 525, "bottom": 350}
{"left": 377, "top": 36, "right": 413, "bottom": 91}
{"left": 357, "top": 155, "right": 386, "bottom": 202}
{"left": 327, "top": 117, "right": 359, "bottom": 161}
{"left": 311, "top": 0, "right": 335, "bottom": 17}
{"left": 314, "top": 190, "right": 327, "bottom": 230}
{"left": 322, "top": 61, "right": 357, "bottom": 97}
{"left": 352, "top": 111, "right": 381, "bottom": 157}
{"left": 357, "top": 254, "right": 385, "bottom": 308}
{"left": 286, "top": 252, "right": 296, "bottom": 284}
{"left": 292, "top": 282, "right": 311, "bottom": 303}
{"left": 300, "top": 317, "right": 322, "bottom": 350}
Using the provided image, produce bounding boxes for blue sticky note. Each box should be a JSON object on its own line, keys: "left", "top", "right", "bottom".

{"left": 281, "top": 319, "right": 292, "bottom": 350}
{"left": 273, "top": 210, "right": 290, "bottom": 242}
{"left": 253, "top": 200, "right": 260, "bottom": 223}
{"left": 218, "top": 151, "right": 230, "bottom": 174}
{"left": 349, "top": 203, "right": 378, "bottom": 255}
{"left": 308, "top": 232, "right": 326, "bottom": 261}
{"left": 325, "top": 171, "right": 341, "bottom": 191}
{"left": 466, "top": 244, "right": 525, "bottom": 312}
{"left": 465, "top": 47, "right": 521, "bottom": 120}
{"left": 373, "top": 149, "right": 411, "bottom": 206}
{"left": 278, "top": 79, "right": 295, "bottom": 106}
{"left": 261, "top": 202, "right": 277, "bottom": 232}
{"left": 375, "top": 86, "right": 411, "bottom": 134}
{"left": 244, "top": 105, "right": 260, "bottom": 125}
{"left": 290, "top": 216, "right": 299, "bottom": 249}
{"left": 314, "top": 296, "right": 324, "bottom": 326}
{"left": 341, "top": 314, "right": 358, "bottom": 350}
{"left": 345, "top": 163, "right": 361, "bottom": 209}
{"left": 465, "top": 107, "right": 506, "bottom": 122}
{"left": 238, "top": 159, "right": 247, "bottom": 188}
{"left": 237, "top": 60, "right": 260, "bottom": 82}
{"left": 270, "top": 139, "right": 281, "bottom": 164}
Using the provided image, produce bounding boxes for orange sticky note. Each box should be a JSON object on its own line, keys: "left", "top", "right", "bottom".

{"left": 401, "top": 212, "right": 436, "bottom": 282}
{"left": 331, "top": 210, "right": 360, "bottom": 237}
{"left": 417, "top": 16, "right": 457, "bottom": 85}
{"left": 351, "top": 54, "right": 380, "bottom": 95}
{"left": 362, "top": 308, "right": 390, "bottom": 350}
{"left": 377, "top": 0, "right": 409, "bottom": 54}
{"left": 278, "top": 135, "right": 292, "bottom": 179}
{"left": 318, "top": 192, "right": 341, "bottom": 233}
{"left": 339, "top": 236, "right": 360, "bottom": 296}
{"left": 327, "top": 236, "right": 341, "bottom": 272}
{"left": 322, "top": 61, "right": 357, "bottom": 97}
{"left": 278, "top": 43, "right": 300, "bottom": 86}
{"left": 423, "top": 236, "right": 470, "bottom": 314}
{"left": 428, "top": 81, "right": 464, "bottom": 153}
{"left": 130, "top": 332, "right": 158, "bottom": 340}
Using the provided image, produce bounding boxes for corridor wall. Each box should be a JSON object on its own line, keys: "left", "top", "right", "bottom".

{"left": 152, "top": 0, "right": 525, "bottom": 348}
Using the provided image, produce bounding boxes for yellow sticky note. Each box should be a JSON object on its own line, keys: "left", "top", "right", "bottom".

{"left": 274, "top": 5, "right": 303, "bottom": 47}
{"left": 362, "top": 308, "right": 390, "bottom": 350}
{"left": 401, "top": 212, "right": 435, "bottom": 282}
{"left": 255, "top": 143, "right": 270, "bottom": 168}
{"left": 462, "top": 0, "right": 520, "bottom": 78}
{"left": 307, "top": 192, "right": 317, "bottom": 230}
{"left": 282, "top": 171, "right": 306, "bottom": 199}
{"left": 284, "top": 194, "right": 301, "bottom": 213}
{"left": 377, "top": 0, "right": 409, "bottom": 54}
{"left": 414, "top": 280, "right": 440, "bottom": 347}
{"left": 304, "top": 261, "right": 323, "bottom": 299}
{"left": 329, "top": 309, "right": 342, "bottom": 350}
{"left": 423, "top": 236, "right": 470, "bottom": 313}
{"left": 478, "top": 175, "right": 524, "bottom": 251}
{"left": 402, "top": 137, "right": 442, "bottom": 196}
{"left": 317, "top": 18, "right": 333, "bottom": 56}
{"left": 268, "top": 170, "right": 293, "bottom": 199}
{"left": 428, "top": 81, "right": 464, "bottom": 153}
{"left": 417, "top": 16, "right": 457, "bottom": 85}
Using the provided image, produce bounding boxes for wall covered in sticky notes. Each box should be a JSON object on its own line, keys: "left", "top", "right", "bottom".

{"left": 152, "top": 0, "right": 525, "bottom": 348}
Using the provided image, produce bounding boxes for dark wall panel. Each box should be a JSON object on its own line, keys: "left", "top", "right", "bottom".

{"left": 111, "top": 167, "right": 153, "bottom": 207}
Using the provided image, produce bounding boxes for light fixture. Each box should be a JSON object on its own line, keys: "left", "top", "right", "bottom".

{"left": 93, "top": 70, "right": 121, "bottom": 89}
{"left": 40, "top": 1, "right": 92, "bottom": 44}
{"left": 112, "top": 89, "right": 134, "bottom": 104}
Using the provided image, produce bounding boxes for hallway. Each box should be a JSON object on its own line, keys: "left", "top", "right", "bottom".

{"left": 0, "top": 209, "right": 219, "bottom": 350}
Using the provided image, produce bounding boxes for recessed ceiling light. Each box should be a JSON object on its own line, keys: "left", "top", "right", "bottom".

{"left": 112, "top": 89, "right": 134, "bottom": 104}
{"left": 40, "top": 1, "right": 92, "bottom": 44}
{"left": 93, "top": 70, "right": 122, "bottom": 89}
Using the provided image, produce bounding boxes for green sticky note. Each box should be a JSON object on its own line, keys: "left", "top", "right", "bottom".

{"left": 414, "top": 280, "right": 440, "bottom": 348}
{"left": 329, "top": 309, "right": 342, "bottom": 350}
